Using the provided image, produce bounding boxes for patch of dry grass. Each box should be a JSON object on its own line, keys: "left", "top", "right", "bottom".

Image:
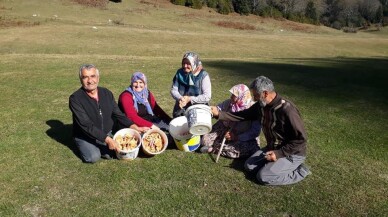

{"left": 0, "top": 16, "right": 40, "bottom": 28}
{"left": 72, "top": 0, "right": 109, "bottom": 8}
{"left": 213, "top": 21, "right": 255, "bottom": 30}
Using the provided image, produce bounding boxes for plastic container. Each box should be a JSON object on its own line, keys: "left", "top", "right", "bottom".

{"left": 185, "top": 104, "right": 212, "bottom": 135}
{"left": 141, "top": 128, "right": 168, "bottom": 155}
{"left": 169, "top": 116, "right": 200, "bottom": 152}
{"left": 113, "top": 128, "right": 142, "bottom": 160}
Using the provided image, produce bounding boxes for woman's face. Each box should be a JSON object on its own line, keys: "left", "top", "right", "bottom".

{"left": 230, "top": 94, "right": 238, "bottom": 103}
{"left": 132, "top": 79, "right": 145, "bottom": 92}
{"left": 182, "top": 59, "right": 192, "bottom": 73}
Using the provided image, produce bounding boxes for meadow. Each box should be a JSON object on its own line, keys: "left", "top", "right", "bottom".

{"left": 0, "top": 0, "right": 387, "bottom": 216}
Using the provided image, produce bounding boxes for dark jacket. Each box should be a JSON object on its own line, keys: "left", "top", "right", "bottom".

{"left": 69, "top": 87, "right": 133, "bottom": 143}
{"left": 218, "top": 94, "right": 307, "bottom": 158}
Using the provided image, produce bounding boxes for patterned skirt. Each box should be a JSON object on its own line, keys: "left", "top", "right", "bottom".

{"left": 201, "top": 121, "right": 260, "bottom": 159}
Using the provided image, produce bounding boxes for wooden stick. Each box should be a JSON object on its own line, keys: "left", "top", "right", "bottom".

{"left": 215, "top": 137, "right": 226, "bottom": 163}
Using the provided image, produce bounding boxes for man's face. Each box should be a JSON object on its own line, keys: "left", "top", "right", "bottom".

{"left": 251, "top": 89, "right": 267, "bottom": 107}
{"left": 80, "top": 68, "right": 99, "bottom": 92}
{"left": 251, "top": 89, "right": 261, "bottom": 102}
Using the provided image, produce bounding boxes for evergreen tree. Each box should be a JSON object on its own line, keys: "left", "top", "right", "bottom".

{"left": 186, "top": 0, "right": 203, "bottom": 9}
{"left": 379, "top": 0, "right": 388, "bottom": 16}
{"left": 217, "top": 0, "right": 233, "bottom": 14}
{"left": 376, "top": 4, "right": 384, "bottom": 23}
{"left": 305, "top": 1, "right": 318, "bottom": 24}
{"left": 171, "top": 0, "right": 186, "bottom": 6}
{"left": 206, "top": 0, "right": 218, "bottom": 8}
{"left": 233, "top": 0, "right": 252, "bottom": 15}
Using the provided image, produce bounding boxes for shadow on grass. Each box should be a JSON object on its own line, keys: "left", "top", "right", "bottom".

{"left": 45, "top": 120, "right": 81, "bottom": 160}
{"left": 228, "top": 158, "right": 260, "bottom": 184}
{"left": 207, "top": 57, "right": 388, "bottom": 106}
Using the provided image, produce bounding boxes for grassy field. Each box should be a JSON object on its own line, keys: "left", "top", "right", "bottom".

{"left": 1, "top": 0, "right": 387, "bottom": 216}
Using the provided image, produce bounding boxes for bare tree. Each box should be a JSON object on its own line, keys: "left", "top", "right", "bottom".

{"left": 358, "top": 0, "right": 381, "bottom": 24}
{"left": 338, "top": 0, "right": 359, "bottom": 27}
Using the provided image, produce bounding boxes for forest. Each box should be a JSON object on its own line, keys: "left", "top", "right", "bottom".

{"left": 171, "top": 0, "right": 388, "bottom": 30}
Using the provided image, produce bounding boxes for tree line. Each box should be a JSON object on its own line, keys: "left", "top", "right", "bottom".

{"left": 171, "top": 0, "right": 388, "bottom": 30}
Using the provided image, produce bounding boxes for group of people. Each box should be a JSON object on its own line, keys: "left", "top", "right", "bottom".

{"left": 69, "top": 51, "right": 311, "bottom": 186}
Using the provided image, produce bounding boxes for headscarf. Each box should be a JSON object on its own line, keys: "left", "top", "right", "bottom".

{"left": 177, "top": 52, "right": 203, "bottom": 86}
{"left": 229, "top": 84, "right": 252, "bottom": 112}
{"left": 125, "top": 72, "right": 154, "bottom": 115}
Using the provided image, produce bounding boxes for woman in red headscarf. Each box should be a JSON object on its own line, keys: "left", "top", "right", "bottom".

{"left": 201, "top": 84, "right": 261, "bottom": 159}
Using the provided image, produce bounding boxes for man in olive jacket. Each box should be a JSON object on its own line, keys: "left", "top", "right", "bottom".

{"left": 211, "top": 76, "right": 311, "bottom": 185}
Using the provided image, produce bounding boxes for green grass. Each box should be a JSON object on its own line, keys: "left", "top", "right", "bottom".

{"left": 1, "top": 0, "right": 388, "bottom": 216}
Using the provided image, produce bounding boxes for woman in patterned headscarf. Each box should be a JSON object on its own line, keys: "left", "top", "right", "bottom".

{"left": 118, "top": 72, "right": 172, "bottom": 131}
{"left": 170, "top": 51, "right": 212, "bottom": 117}
{"left": 201, "top": 84, "right": 261, "bottom": 159}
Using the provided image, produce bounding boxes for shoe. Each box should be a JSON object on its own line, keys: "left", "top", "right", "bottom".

{"left": 101, "top": 153, "right": 113, "bottom": 160}
{"left": 298, "top": 163, "right": 312, "bottom": 176}
{"left": 200, "top": 146, "right": 213, "bottom": 153}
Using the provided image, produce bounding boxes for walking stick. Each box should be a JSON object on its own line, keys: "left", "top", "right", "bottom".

{"left": 215, "top": 136, "right": 227, "bottom": 163}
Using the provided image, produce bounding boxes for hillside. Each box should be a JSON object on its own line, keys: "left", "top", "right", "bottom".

{"left": 0, "top": 1, "right": 387, "bottom": 217}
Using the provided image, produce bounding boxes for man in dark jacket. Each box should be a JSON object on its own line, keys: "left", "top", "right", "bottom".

{"left": 69, "top": 64, "right": 148, "bottom": 163}
{"left": 211, "top": 76, "right": 311, "bottom": 185}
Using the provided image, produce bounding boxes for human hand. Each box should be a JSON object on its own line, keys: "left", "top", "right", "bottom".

{"left": 183, "top": 96, "right": 191, "bottom": 104}
{"left": 179, "top": 99, "right": 186, "bottom": 109}
{"left": 151, "top": 124, "right": 160, "bottom": 130}
{"left": 225, "top": 131, "right": 234, "bottom": 141}
{"left": 264, "top": 151, "right": 277, "bottom": 162}
{"left": 179, "top": 96, "right": 191, "bottom": 108}
{"left": 105, "top": 136, "right": 119, "bottom": 151}
{"left": 210, "top": 106, "right": 219, "bottom": 117}
{"left": 225, "top": 131, "right": 231, "bottom": 140}
{"left": 138, "top": 126, "right": 150, "bottom": 133}
{"left": 130, "top": 124, "right": 150, "bottom": 133}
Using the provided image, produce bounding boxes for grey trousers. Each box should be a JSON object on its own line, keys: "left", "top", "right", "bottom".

{"left": 74, "top": 137, "right": 112, "bottom": 163}
{"left": 244, "top": 148, "right": 309, "bottom": 185}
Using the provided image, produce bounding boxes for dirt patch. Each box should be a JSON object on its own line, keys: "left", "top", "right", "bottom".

{"left": 0, "top": 5, "right": 12, "bottom": 10}
{"left": 213, "top": 21, "right": 255, "bottom": 30}
{"left": 0, "top": 17, "right": 40, "bottom": 28}
{"left": 280, "top": 20, "right": 317, "bottom": 33}
{"left": 71, "top": 0, "right": 109, "bottom": 8}
{"left": 140, "top": 0, "right": 157, "bottom": 6}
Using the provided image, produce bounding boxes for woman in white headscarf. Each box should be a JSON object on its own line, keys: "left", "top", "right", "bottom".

{"left": 201, "top": 84, "right": 261, "bottom": 159}
{"left": 170, "top": 51, "right": 211, "bottom": 117}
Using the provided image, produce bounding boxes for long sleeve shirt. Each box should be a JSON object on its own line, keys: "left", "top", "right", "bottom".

{"left": 118, "top": 90, "right": 172, "bottom": 128}
{"left": 170, "top": 71, "right": 211, "bottom": 104}
{"left": 217, "top": 98, "right": 261, "bottom": 142}
{"left": 69, "top": 87, "right": 134, "bottom": 143}
{"left": 218, "top": 94, "right": 307, "bottom": 158}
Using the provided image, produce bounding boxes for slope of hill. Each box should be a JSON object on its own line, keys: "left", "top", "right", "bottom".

{"left": 0, "top": 1, "right": 387, "bottom": 217}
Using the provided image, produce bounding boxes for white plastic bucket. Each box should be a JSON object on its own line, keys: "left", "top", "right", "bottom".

{"left": 185, "top": 104, "right": 212, "bottom": 136}
{"left": 141, "top": 128, "right": 168, "bottom": 155}
{"left": 113, "top": 128, "right": 142, "bottom": 160}
{"left": 169, "top": 116, "right": 200, "bottom": 152}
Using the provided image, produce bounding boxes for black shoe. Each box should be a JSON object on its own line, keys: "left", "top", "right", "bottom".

{"left": 101, "top": 153, "right": 113, "bottom": 160}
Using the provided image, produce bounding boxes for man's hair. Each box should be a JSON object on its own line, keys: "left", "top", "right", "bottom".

{"left": 249, "top": 76, "right": 275, "bottom": 93}
{"left": 79, "top": 64, "right": 99, "bottom": 79}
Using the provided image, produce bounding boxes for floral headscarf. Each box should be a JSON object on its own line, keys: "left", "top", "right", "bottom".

{"left": 126, "top": 72, "right": 154, "bottom": 115}
{"left": 229, "top": 84, "right": 252, "bottom": 112}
